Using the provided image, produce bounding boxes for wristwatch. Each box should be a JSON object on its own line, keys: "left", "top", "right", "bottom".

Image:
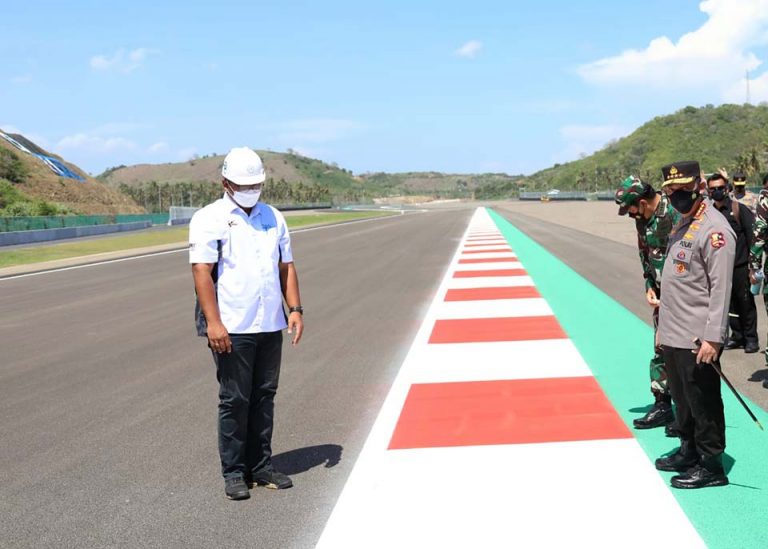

{"left": 288, "top": 306, "right": 304, "bottom": 315}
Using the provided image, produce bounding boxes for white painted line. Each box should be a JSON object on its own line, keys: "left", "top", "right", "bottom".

{"left": 433, "top": 297, "right": 552, "bottom": 319}
{"left": 317, "top": 440, "right": 704, "bottom": 549}
{"left": 458, "top": 252, "right": 517, "bottom": 260}
{"left": 461, "top": 244, "right": 513, "bottom": 252}
{"left": 453, "top": 261, "right": 522, "bottom": 271}
{"left": 447, "top": 276, "right": 534, "bottom": 289}
{"left": 406, "top": 339, "right": 592, "bottom": 383}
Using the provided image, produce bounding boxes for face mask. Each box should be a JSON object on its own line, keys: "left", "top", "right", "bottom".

{"left": 709, "top": 187, "right": 727, "bottom": 201}
{"left": 733, "top": 185, "right": 745, "bottom": 196}
{"left": 669, "top": 188, "right": 699, "bottom": 214}
{"left": 227, "top": 187, "right": 261, "bottom": 208}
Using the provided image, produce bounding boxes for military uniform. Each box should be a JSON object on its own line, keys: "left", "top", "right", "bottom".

{"left": 748, "top": 189, "right": 768, "bottom": 371}
{"left": 615, "top": 177, "right": 680, "bottom": 431}
{"left": 656, "top": 161, "right": 735, "bottom": 489}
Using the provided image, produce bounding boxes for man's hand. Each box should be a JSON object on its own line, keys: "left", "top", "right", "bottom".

{"left": 693, "top": 339, "right": 720, "bottom": 365}
{"left": 646, "top": 287, "right": 660, "bottom": 307}
{"left": 207, "top": 321, "right": 232, "bottom": 354}
{"left": 287, "top": 312, "right": 304, "bottom": 346}
{"left": 750, "top": 270, "right": 758, "bottom": 285}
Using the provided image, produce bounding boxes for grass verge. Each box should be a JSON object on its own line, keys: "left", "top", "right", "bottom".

{"left": 0, "top": 210, "right": 396, "bottom": 268}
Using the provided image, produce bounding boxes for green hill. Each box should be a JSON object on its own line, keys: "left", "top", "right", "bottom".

{"left": 476, "top": 103, "right": 768, "bottom": 198}
{"left": 0, "top": 130, "right": 143, "bottom": 215}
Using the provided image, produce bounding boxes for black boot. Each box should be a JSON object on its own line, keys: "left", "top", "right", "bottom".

{"left": 671, "top": 455, "right": 728, "bottom": 489}
{"left": 655, "top": 440, "right": 698, "bottom": 472}
{"left": 634, "top": 400, "right": 673, "bottom": 429}
{"left": 745, "top": 340, "right": 760, "bottom": 354}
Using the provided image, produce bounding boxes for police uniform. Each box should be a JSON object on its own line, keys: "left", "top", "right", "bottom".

{"left": 614, "top": 177, "right": 680, "bottom": 431}
{"left": 656, "top": 161, "right": 735, "bottom": 489}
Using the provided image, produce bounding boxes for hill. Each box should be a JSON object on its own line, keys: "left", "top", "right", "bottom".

{"left": 102, "top": 150, "right": 520, "bottom": 207}
{"left": 0, "top": 130, "right": 143, "bottom": 215}
{"left": 477, "top": 104, "right": 768, "bottom": 198}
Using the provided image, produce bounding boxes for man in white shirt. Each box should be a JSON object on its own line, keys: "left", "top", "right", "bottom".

{"left": 190, "top": 147, "right": 304, "bottom": 500}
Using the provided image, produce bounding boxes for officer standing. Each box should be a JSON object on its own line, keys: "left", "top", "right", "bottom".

{"left": 732, "top": 172, "right": 757, "bottom": 212}
{"left": 190, "top": 147, "right": 304, "bottom": 500}
{"left": 748, "top": 173, "right": 768, "bottom": 386}
{"left": 655, "top": 160, "right": 735, "bottom": 489}
{"left": 614, "top": 176, "right": 680, "bottom": 434}
{"left": 706, "top": 171, "right": 759, "bottom": 353}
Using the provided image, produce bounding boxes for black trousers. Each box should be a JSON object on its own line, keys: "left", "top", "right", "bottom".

{"left": 729, "top": 264, "right": 758, "bottom": 345}
{"left": 662, "top": 347, "right": 725, "bottom": 459}
{"left": 212, "top": 331, "right": 282, "bottom": 479}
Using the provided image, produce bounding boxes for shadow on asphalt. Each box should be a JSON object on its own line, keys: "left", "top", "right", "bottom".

{"left": 748, "top": 368, "right": 768, "bottom": 383}
{"left": 272, "top": 444, "right": 343, "bottom": 475}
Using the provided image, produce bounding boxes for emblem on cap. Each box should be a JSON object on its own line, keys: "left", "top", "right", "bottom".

{"left": 670, "top": 166, "right": 678, "bottom": 176}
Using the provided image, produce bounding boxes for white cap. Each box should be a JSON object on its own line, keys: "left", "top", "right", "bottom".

{"left": 221, "top": 147, "right": 266, "bottom": 185}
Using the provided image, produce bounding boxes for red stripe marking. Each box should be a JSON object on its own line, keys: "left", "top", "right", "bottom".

{"left": 454, "top": 269, "right": 526, "bottom": 277}
{"left": 388, "top": 378, "right": 632, "bottom": 449}
{"left": 444, "top": 286, "right": 540, "bottom": 301}
{"left": 462, "top": 247, "right": 512, "bottom": 254}
{"left": 429, "top": 316, "right": 565, "bottom": 343}
{"left": 459, "top": 257, "right": 517, "bottom": 264}
{"left": 464, "top": 242, "right": 508, "bottom": 247}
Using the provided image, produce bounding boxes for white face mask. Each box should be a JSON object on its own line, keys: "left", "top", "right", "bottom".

{"left": 228, "top": 188, "right": 261, "bottom": 208}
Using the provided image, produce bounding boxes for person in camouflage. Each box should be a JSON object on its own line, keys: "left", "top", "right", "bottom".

{"left": 732, "top": 172, "right": 757, "bottom": 213}
{"left": 748, "top": 173, "right": 768, "bottom": 387}
{"left": 615, "top": 176, "right": 681, "bottom": 432}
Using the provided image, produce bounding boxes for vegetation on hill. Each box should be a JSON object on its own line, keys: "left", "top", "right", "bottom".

{"left": 0, "top": 131, "right": 143, "bottom": 216}
{"left": 476, "top": 103, "right": 768, "bottom": 198}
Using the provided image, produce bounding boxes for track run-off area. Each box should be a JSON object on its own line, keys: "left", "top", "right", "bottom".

{"left": 1, "top": 205, "right": 767, "bottom": 548}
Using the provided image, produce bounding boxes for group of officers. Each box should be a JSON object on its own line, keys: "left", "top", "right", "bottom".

{"left": 614, "top": 160, "right": 768, "bottom": 489}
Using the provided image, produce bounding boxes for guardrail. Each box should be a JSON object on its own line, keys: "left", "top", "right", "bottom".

{"left": 0, "top": 221, "right": 152, "bottom": 247}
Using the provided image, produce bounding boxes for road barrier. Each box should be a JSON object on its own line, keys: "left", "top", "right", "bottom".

{"left": 0, "top": 221, "right": 152, "bottom": 247}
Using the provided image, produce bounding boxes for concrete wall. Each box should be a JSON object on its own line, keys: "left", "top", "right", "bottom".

{"left": 0, "top": 221, "right": 152, "bottom": 247}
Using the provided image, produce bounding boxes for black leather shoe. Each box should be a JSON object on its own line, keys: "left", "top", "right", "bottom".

{"left": 633, "top": 401, "right": 673, "bottom": 429}
{"left": 664, "top": 424, "right": 678, "bottom": 438}
{"left": 762, "top": 378, "right": 768, "bottom": 389}
{"left": 225, "top": 477, "right": 250, "bottom": 500}
{"left": 655, "top": 443, "right": 698, "bottom": 472}
{"left": 250, "top": 469, "right": 293, "bottom": 490}
{"left": 745, "top": 341, "right": 760, "bottom": 353}
{"left": 671, "top": 464, "right": 728, "bottom": 489}
{"left": 724, "top": 338, "right": 744, "bottom": 350}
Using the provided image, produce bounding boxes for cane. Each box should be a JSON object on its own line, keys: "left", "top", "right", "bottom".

{"left": 695, "top": 338, "right": 764, "bottom": 431}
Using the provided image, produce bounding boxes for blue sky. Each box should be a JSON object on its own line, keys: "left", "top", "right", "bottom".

{"left": 2, "top": 0, "right": 767, "bottom": 176}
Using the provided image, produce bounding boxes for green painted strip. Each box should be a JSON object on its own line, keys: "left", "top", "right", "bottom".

{"left": 488, "top": 208, "right": 768, "bottom": 549}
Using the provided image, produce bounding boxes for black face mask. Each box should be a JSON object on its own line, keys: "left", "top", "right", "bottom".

{"left": 709, "top": 187, "right": 727, "bottom": 201}
{"left": 669, "top": 189, "right": 699, "bottom": 213}
{"left": 733, "top": 185, "right": 745, "bottom": 197}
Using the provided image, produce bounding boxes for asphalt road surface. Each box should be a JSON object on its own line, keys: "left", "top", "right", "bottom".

{"left": 0, "top": 210, "right": 472, "bottom": 549}
{"left": 3, "top": 203, "right": 768, "bottom": 548}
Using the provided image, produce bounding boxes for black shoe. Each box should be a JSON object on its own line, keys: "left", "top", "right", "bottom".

{"left": 655, "top": 444, "right": 698, "bottom": 472}
{"left": 763, "top": 378, "right": 768, "bottom": 389}
{"left": 664, "top": 424, "right": 678, "bottom": 438}
{"left": 225, "top": 477, "right": 250, "bottom": 500}
{"left": 724, "top": 338, "right": 745, "bottom": 350}
{"left": 633, "top": 401, "right": 673, "bottom": 429}
{"left": 671, "top": 464, "right": 728, "bottom": 489}
{"left": 250, "top": 469, "right": 293, "bottom": 490}
{"left": 745, "top": 342, "right": 760, "bottom": 353}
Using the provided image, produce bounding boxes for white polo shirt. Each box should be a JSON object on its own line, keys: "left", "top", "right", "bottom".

{"left": 189, "top": 194, "right": 294, "bottom": 334}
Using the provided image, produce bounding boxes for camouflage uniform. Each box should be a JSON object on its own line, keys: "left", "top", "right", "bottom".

{"left": 615, "top": 177, "right": 681, "bottom": 415}
{"left": 748, "top": 189, "right": 768, "bottom": 364}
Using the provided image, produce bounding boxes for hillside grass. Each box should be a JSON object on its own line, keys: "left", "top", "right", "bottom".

{"left": 0, "top": 210, "right": 396, "bottom": 268}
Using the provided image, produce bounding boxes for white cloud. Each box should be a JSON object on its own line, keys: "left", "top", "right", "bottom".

{"left": 455, "top": 40, "right": 482, "bottom": 59}
{"left": 56, "top": 133, "right": 137, "bottom": 153}
{"left": 275, "top": 118, "right": 362, "bottom": 144}
{"left": 148, "top": 141, "right": 169, "bottom": 153}
{"left": 555, "top": 124, "right": 630, "bottom": 163}
{"left": 578, "top": 0, "right": 768, "bottom": 92}
{"left": 10, "top": 74, "right": 32, "bottom": 85}
{"left": 90, "top": 48, "right": 156, "bottom": 73}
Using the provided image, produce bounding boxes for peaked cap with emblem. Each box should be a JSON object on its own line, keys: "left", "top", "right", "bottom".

{"left": 614, "top": 176, "right": 650, "bottom": 216}
{"left": 661, "top": 160, "right": 700, "bottom": 187}
{"left": 733, "top": 172, "right": 747, "bottom": 184}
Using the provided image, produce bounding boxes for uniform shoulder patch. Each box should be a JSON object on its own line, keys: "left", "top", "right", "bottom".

{"left": 710, "top": 232, "right": 726, "bottom": 249}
